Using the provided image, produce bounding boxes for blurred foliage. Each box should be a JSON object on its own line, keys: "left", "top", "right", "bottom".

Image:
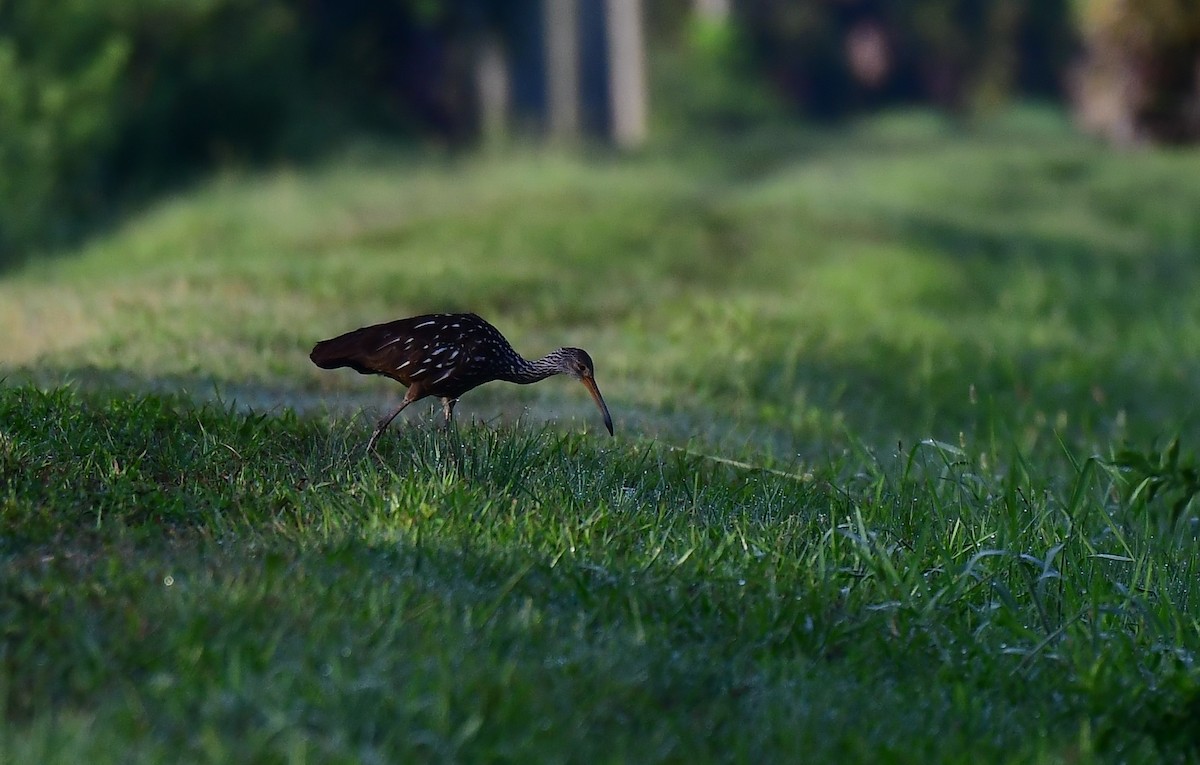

{"left": 0, "top": 1, "right": 130, "bottom": 255}
{"left": 652, "top": 10, "right": 790, "bottom": 138}
{"left": 734, "top": 0, "right": 1075, "bottom": 117}
{"left": 0, "top": 0, "right": 511, "bottom": 262}
{"left": 0, "top": 0, "right": 306, "bottom": 259}
{"left": 1111, "top": 437, "right": 1200, "bottom": 527}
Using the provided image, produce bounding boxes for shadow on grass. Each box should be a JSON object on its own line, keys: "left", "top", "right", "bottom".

{"left": 2, "top": 524, "right": 1029, "bottom": 761}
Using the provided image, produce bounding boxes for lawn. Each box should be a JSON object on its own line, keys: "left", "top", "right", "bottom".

{"left": 3, "top": 108, "right": 1200, "bottom": 762}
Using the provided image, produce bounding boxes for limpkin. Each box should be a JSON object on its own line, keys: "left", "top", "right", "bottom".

{"left": 310, "top": 312, "right": 614, "bottom": 450}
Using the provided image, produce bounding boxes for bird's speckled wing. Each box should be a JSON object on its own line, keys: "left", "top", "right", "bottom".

{"left": 312, "top": 313, "right": 520, "bottom": 399}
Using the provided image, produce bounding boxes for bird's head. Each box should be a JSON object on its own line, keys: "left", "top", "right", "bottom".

{"left": 555, "top": 347, "right": 614, "bottom": 436}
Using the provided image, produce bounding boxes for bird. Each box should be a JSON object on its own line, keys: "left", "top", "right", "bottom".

{"left": 310, "top": 312, "right": 614, "bottom": 451}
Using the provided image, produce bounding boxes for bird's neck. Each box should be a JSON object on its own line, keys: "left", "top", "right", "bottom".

{"left": 503, "top": 353, "right": 563, "bottom": 385}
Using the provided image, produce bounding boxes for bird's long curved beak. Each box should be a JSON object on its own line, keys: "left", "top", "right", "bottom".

{"left": 581, "top": 376, "right": 614, "bottom": 436}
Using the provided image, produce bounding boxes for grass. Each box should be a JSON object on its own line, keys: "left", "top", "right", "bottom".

{"left": 3, "top": 107, "right": 1200, "bottom": 761}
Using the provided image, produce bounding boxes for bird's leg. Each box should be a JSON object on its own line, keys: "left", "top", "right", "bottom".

{"left": 439, "top": 397, "right": 462, "bottom": 472}
{"left": 367, "top": 394, "right": 417, "bottom": 452}
{"left": 441, "top": 398, "right": 458, "bottom": 431}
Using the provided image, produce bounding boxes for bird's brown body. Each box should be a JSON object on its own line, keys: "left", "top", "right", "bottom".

{"left": 310, "top": 312, "right": 613, "bottom": 449}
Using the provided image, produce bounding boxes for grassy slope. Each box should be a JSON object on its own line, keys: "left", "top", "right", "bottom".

{"left": 3, "top": 109, "right": 1200, "bottom": 762}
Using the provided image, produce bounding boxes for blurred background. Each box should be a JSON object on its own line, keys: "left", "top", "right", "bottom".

{"left": 3, "top": 0, "right": 1199, "bottom": 262}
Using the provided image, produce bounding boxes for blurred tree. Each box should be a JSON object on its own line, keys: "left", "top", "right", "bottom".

{"left": 475, "top": 33, "right": 510, "bottom": 146}
{"left": 1073, "top": 0, "right": 1200, "bottom": 144}
{"left": 544, "top": 0, "right": 582, "bottom": 142}
{"left": 694, "top": 0, "right": 730, "bottom": 23}
{"left": 605, "top": 0, "right": 649, "bottom": 147}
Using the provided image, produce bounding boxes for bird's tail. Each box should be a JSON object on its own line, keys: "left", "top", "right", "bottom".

{"left": 310, "top": 328, "right": 370, "bottom": 370}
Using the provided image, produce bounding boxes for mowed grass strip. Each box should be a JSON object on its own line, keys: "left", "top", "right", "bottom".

{"left": 2, "top": 384, "right": 1198, "bottom": 762}
{"left": 3, "top": 109, "right": 1200, "bottom": 457}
